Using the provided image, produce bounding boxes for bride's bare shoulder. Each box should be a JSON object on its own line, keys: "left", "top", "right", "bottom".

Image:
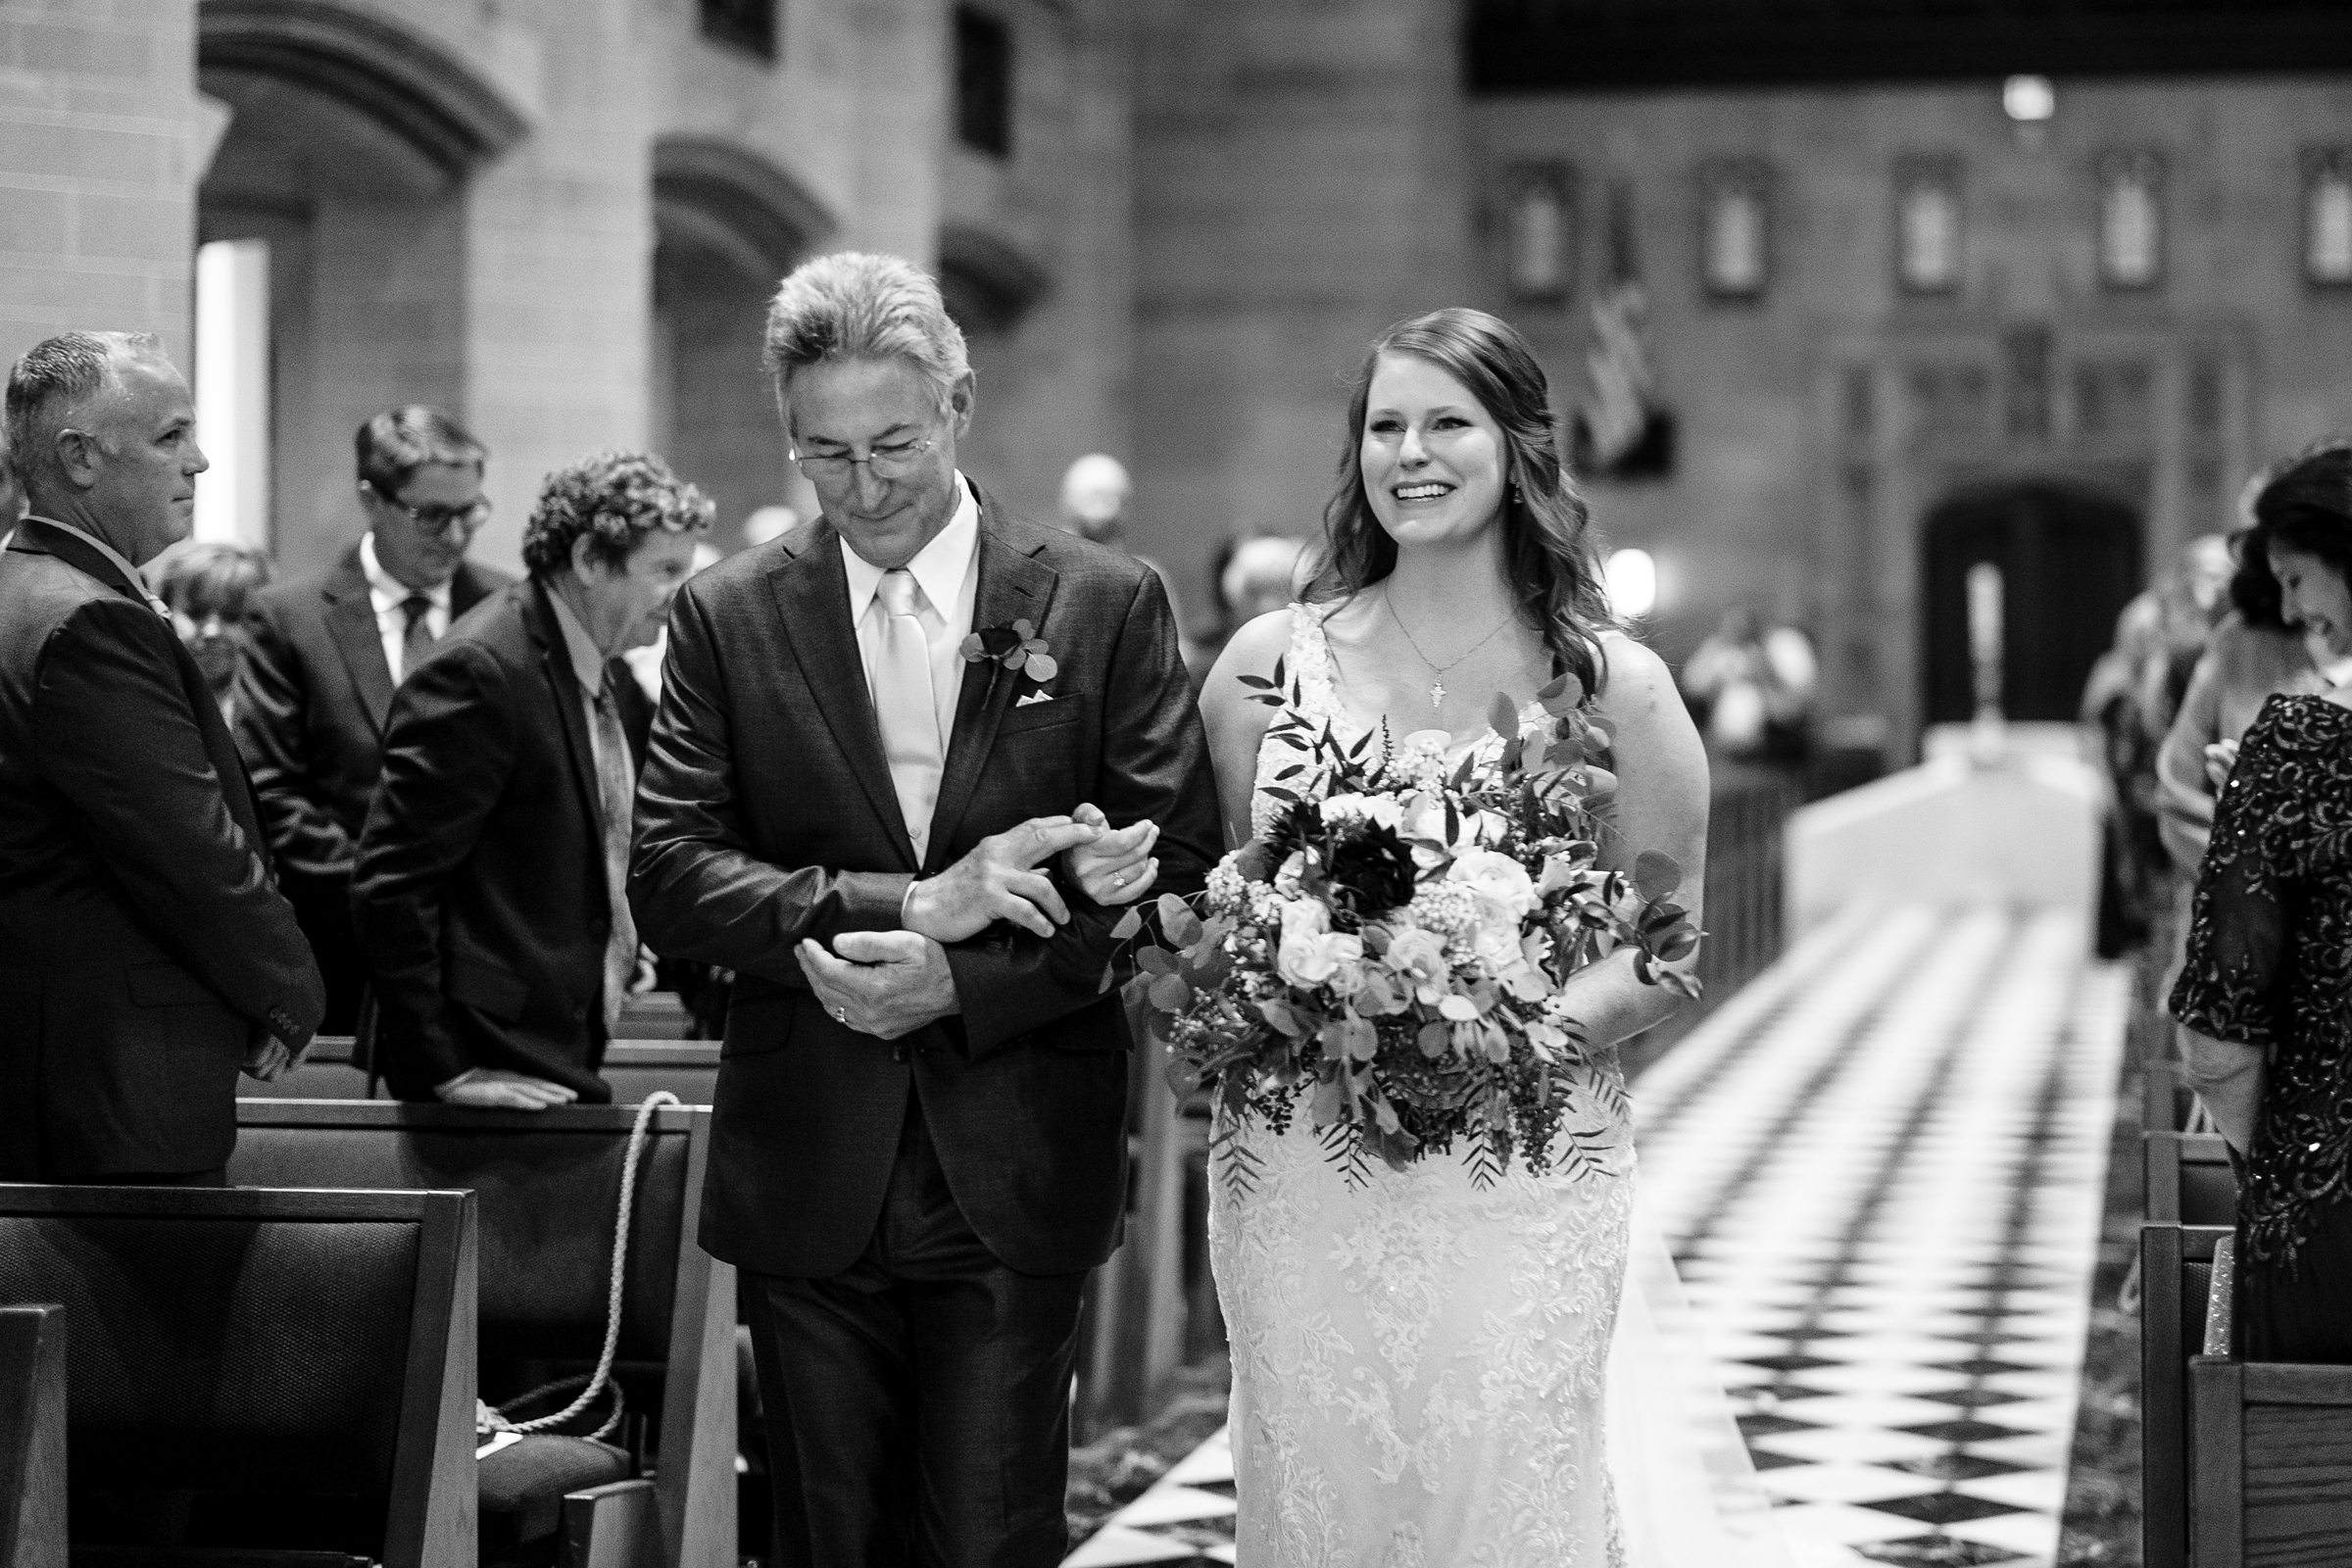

{"left": 1592, "top": 632, "right": 1683, "bottom": 722}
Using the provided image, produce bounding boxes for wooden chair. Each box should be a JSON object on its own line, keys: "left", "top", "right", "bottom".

{"left": 2147, "top": 1132, "right": 2236, "bottom": 1226}
{"left": 0, "top": 1183, "right": 475, "bottom": 1568}
{"left": 226, "top": 1102, "right": 734, "bottom": 1568}
{"left": 0, "top": 1304, "right": 66, "bottom": 1568}
{"left": 2191, "top": 1355, "right": 2352, "bottom": 1565}
{"left": 2142, "top": 1222, "right": 2231, "bottom": 1568}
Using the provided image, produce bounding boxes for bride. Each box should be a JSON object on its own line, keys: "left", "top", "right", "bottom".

{"left": 1113, "top": 307, "right": 1727, "bottom": 1562}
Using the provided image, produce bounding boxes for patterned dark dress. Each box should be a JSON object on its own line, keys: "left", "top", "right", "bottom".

{"left": 2171, "top": 693, "right": 2352, "bottom": 1360}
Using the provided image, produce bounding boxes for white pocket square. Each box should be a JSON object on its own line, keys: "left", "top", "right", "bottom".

{"left": 1015, "top": 690, "right": 1055, "bottom": 707}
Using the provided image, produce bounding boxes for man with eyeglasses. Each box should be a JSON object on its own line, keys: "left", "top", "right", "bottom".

{"left": 235, "top": 406, "right": 513, "bottom": 1035}
{"left": 632, "top": 252, "right": 1220, "bottom": 1568}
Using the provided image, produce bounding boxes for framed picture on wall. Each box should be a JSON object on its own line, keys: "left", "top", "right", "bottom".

{"left": 2095, "top": 149, "right": 2164, "bottom": 290}
{"left": 1500, "top": 161, "right": 1578, "bottom": 303}
{"left": 1697, "top": 158, "right": 1771, "bottom": 301}
{"left": 1894, "top": 154, "right": 1963, "bottom": 296}
{"left": 2303, "top": 147, "right": 2352, "bottom": 287}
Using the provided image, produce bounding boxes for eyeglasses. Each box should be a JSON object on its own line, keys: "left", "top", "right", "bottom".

{"left": 368, "top": 485, "right": 492, "bottom": 534}
{"left": 790, "top": 435, "right": 939, "bottom": 483}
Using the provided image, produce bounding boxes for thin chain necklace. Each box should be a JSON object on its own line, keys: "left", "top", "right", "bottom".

{"left": 1383, "top": 588, "right": 1513, "bottom": 710}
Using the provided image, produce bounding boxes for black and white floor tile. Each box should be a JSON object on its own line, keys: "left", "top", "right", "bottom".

{"left": 1065, "top": 903, "right": 2127, "bottom": 1567}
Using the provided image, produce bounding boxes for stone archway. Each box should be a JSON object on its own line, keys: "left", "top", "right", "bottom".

{"left": 1919, "top": 480, "right": 2143, "bottom": 726}
{"left": 651, "top": 138, "right": 835, "bottom": 549}
{"left": 197, "top": 0, "right": 530, "bottom": 571}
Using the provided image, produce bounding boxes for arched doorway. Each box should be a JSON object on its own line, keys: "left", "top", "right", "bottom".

{"left": 651, "top": 138, "right": 832, "bottom": 550}
{"left": 197, "top": 0, "right": 525, "bottom": 573}
{"left": 1920, "top": 480, "right": 2142, "bottom": 726}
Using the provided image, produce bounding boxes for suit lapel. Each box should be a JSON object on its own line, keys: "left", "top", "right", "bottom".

{"left": 768, "top": 528, "right": 918, "bottom": 870}
{"left": 926, "top": 507, "right": 1058, "bottom": 870}
{"left": 525, "top": 579, "right": 605, "bottom": 833}
{"left": 17, "top": 518, "right": 149, "bottom": 605}
{"left": 322, "top": 549, "right": 397, "bottom": 734}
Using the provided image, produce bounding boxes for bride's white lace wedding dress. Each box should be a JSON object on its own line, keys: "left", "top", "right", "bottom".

{"left": 1208, "top": 605, "right": 1785, "bottom": 1567}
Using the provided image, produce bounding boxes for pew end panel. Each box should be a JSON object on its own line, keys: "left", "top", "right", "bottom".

{"left": 2146, "top": 1132, "right": 2236, "bottom": 1227}
{"left": 2141, "top": 1222, "right": 2231, "bottom": 1568}
{"left": 0, "top": 1303, "right": 66, "bottom": 1568}
{"left": 2191, "top": 1359, "right": 2352, "bottom": 1568}
{"left": 0, "top": 1185, "right": 476, "bottom": 1568}
{"left": 224, "top": 1102, "right": 733, "bottom": 1568}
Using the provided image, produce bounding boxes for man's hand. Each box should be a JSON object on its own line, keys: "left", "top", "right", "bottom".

{"left": 799, "top": 931, "right": 959, "bottom": 1040}
{"left": 241, "top": 1024, "right": 292, "bottom": 1083}
{"left": 902, "top": 816, "right": 1102, "bottom": 942}
{"left": 1062, "top": 802, "right": 1159, "bottom": 906}
{"left": 434, "top": 1068, "right": 580, "bottom": 1110}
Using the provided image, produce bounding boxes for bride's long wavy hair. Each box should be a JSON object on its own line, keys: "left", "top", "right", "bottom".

{"left": 1303, "top": 307, "right": 1617, "bottom": 700}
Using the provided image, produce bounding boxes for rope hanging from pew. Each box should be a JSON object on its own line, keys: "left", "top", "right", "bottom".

{"left": 478, "top": 1092, "right": 681, "bottom": 1443}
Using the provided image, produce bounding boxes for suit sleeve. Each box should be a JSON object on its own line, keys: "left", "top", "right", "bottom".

{"left": 34, "top": 599, "right": 324, "bottom": 1045}
{"left": 629, "top": 582, "right": 914, "bottom": 981}
{"left": 351, "top": 642, "right": 515, "bottom": 1087}
{"left": 946, "top": 568, "right": 1220, "bottom": 1059}
{"left": 233, "top": 594, "right": 357, "bottom": 878}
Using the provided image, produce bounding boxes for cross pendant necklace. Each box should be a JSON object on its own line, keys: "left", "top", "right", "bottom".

{"left": 1385, "top": 590, "right": 1512, "bottom": 712}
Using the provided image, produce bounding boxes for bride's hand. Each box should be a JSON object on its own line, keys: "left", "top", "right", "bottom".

{"left": 1063, "top": 802, "right": 1160, "bottom": 906}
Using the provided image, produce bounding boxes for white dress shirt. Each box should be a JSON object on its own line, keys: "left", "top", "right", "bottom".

{"left": 839, "top": 474, "right": 983, "bottom": 804}
{"left": 360, "top": 531, "right": 454, "bottom": 683}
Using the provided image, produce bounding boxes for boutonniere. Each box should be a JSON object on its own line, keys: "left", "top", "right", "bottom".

{"left": 960, "top": 618, "right": 1058, "bottom": 682}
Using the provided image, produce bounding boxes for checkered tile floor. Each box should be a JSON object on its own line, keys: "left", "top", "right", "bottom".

{"left": 1067, "top": 903, "right": 2127, "bottom": 1567}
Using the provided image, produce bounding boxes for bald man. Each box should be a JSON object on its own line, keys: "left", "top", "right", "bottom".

{"left": 0, "top": 331, "right": 322, "bottom": 1182}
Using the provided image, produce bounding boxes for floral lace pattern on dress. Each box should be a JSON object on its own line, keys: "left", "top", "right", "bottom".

{"left": 2171, "top": 694, "right": 2352, "bottom": 1270}
{"left": 1213, "top": 603, "right": 1632, "bottom": 1565}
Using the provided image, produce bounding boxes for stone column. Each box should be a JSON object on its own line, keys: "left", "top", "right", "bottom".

{"left": 848, "top": 0, "right": 945, "bottom": 262}
{"left": 0, "top": 0, "right": 215, "bottom": 368}
{"left": 458, "top": 0, "right": 652, "bottom": 570}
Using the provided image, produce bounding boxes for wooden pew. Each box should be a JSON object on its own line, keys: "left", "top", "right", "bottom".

{"left": 2142, "top": 1222, "right": 2232, "bottom": 1568}
{"left": 263, "top": 1041, "right": 719, "bottom": 1107}
{"left": 2146, "top": 1057, "right": 2197, "bottom": 1133}
{"left": 598, "top": 1044, "right": 718, "bottom": 1108}
{"left": 226, "top": 1101, "right": 734, "bottom": 1568}
{"left": 0, "top": 1304, "right": 65, "bottom": 1568}
{"left": 0, "top": 1184, "right": 475, "bottom": 1568}
{"left": 2191, "top": 1357, "right": 2352, "bottom": 1565}
{"left": 2147, "top": 1131, "right": 2236, "bottom": 1226}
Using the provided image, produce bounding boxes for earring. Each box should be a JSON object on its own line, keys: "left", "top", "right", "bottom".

{"left": 1512, "top": 483, "right": 1526, "bottom": 507}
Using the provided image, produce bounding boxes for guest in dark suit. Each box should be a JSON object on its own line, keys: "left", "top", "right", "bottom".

{"left": 355, "top": 452, "right": 711, "bottom": 1109}
{"left": 630, "top": 253, "right": 1219, "bottom": 1568}
{"left": 233, "top": 408, "right": 511, "bottom": 1033}
{"left": 0, "top": 331, "right": 323, "bottom": 1182}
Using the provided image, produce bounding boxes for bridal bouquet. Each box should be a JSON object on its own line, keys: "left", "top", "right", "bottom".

{"left": 1113, "top": 661, "right": 1701, "bottom": 1187}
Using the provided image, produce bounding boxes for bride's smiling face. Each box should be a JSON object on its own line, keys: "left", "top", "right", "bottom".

{"left": 1359, "top": 353, "right": 1509, "bottom": 551}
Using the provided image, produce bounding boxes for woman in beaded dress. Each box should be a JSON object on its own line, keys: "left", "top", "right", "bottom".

{"left": 2170, "top": 443, "right": 2352, "bottom": 1361}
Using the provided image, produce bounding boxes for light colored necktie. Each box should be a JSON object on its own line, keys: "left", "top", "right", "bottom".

{"left": 870, "top": 568, "right": 944, "bottom": 859}
{"left": 400, "top": 594, "right": 434, "bottom": 680}
{"left": 590, "top": 683, "right": 641, "bottom": 1035}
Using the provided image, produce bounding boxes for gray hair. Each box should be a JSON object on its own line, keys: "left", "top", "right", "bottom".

{"left": 5, "top": 330, "right": 165, "bottom": 488}
{"left": 761, "top": 252, "right": 971, "bottom": 418}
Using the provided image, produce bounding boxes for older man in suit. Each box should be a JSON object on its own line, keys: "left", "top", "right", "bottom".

{"left": 355, "top": 453, "right": 710, "bottom": 1109}
{"left": 631, "top": 253, "right": 1219, "bottom": 1568}
{"left": 0, "top": 331, "right": 322, "bottom": 1182}
{"left": 234, "top": 408, "right": 511, "bottom": 1033}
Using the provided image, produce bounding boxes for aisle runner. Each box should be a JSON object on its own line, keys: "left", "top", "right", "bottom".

{"left": 1066, "top": 903, "right": 2127, "bottom": 1568}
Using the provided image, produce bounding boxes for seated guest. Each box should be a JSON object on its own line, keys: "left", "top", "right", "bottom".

{"left": 2171, "top": 442, "right": 2352, "bottom": 1361}
{"left": 355, "top": 452, "right": 711, "bottom": 1109}
{"left": 234, "top": 407, "right": 512, "bottom": 1034}
{"left": 0, "top": 330, "right": 322, "bottom": 1181}
{"left": 152, "top": 540, "right": 271, "bottom": 721}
